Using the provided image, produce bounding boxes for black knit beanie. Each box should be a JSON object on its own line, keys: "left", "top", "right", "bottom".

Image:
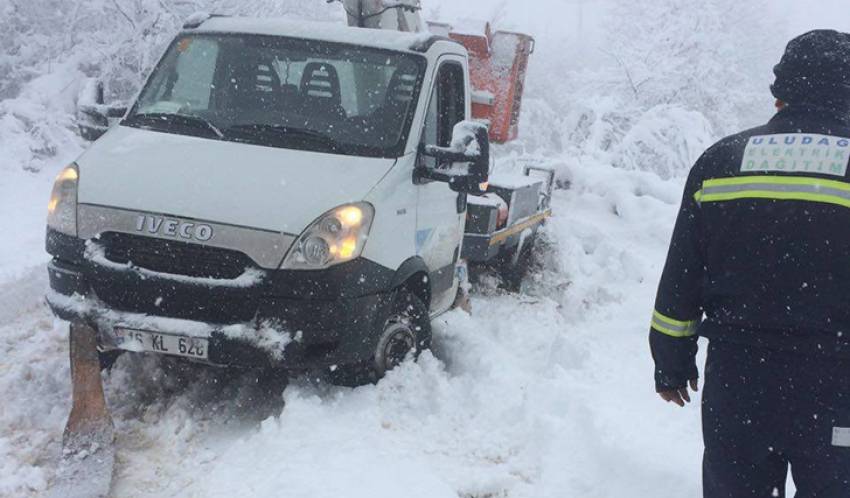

{"left": 771, "top": 30, "right": 850, "bottom": 110}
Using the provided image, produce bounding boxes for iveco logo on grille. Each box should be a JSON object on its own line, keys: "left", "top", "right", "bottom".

{"left": 135, "top": 215, "right": 214, "bottom": 242}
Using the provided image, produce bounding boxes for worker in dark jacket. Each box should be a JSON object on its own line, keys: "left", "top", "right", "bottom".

{"left": 650, "top": 30, "right": 850, "bottom": 497}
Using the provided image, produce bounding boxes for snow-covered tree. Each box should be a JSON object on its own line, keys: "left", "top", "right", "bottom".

{"left": 517, "top": 0, "right": 787, "bottom": 179}
{"left": 605, "top": 0, "right": 782, "bottom": 134}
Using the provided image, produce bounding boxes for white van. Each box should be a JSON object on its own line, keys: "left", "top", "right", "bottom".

{"left": 46, "top": 16, "right": 547, "bottom": 385}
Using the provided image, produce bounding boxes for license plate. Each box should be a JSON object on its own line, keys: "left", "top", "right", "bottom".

{"left": 115, "top": 328, "right": 209, "bottom": 360}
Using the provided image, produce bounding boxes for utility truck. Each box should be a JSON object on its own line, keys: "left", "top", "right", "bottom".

{"left": 45, "top": 2, "right": 549, "bottom": 495}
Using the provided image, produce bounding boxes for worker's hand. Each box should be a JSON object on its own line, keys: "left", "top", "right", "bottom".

{"left": 658, "top": 378, "right": 699, "bottom": 407}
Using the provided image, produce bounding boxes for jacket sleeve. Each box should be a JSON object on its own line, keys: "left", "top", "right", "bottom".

{"left": 650, "top": 164, "right": 705, "bottom": 392}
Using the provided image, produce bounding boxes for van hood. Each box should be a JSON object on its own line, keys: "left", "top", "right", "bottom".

{"left": 77, "top": 126, "right": 396, "bottom": 234}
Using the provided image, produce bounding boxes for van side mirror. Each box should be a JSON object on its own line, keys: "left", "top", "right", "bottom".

{"left": 76, "top": 78, "right": 128, "bottom": 142}
{"left": 78, "top": 104, "right": 128, "bottom": 141}
{"left": 417, "top": 120, "right": 490, "bottom": 194}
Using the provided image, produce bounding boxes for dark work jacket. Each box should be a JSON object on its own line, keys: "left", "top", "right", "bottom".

{"left": 650, "top": 105, "right": 850, "bottom": 391}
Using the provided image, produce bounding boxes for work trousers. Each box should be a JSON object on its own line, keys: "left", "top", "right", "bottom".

{"left": 702, "top": 339, "right": 850, "bottom": 497}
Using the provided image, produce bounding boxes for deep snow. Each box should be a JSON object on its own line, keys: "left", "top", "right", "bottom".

{"left": 0, "top": 149, "right": 729, "bottom": 497}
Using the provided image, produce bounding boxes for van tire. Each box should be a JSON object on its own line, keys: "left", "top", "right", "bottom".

{"left": 329, "top": 290, "right": 431, "bottom": 387}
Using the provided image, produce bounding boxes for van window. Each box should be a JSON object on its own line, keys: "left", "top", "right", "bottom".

{"left": 171, "top": 38, "right": 219, "bottom": 110}
{"left": 127, "top": 34, "right": 426, "bottom": 158}
{"left": 139, "top": 38, "right": 219, "bottom": 113}
{"left": 420, "top": 62, "right": 466, "bottom": 168}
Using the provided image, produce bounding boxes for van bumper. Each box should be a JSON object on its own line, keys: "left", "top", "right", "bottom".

{"left": 45, "top": 231, "right": 395, "bottom": 371}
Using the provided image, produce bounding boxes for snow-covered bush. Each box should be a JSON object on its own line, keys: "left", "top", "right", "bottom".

{"left": 0, "top": 65, "right": 85, "bottom": 172}
{"left": 616, "top": 105, "right": 714, "bottom": 180}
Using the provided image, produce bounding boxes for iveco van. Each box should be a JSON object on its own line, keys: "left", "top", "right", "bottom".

{"left": 46, "top": 17, "right": 493, "bottom": 384}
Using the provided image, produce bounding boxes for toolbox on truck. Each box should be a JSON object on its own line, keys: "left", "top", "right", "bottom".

{"left": 462, "top": 166, "right": 555, "bottom": 263}
{"left": 464, "top": 195, "right": 502, "bottom": 262}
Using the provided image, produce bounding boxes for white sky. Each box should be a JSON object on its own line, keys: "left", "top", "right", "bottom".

{"left": 782, "top": 0, "right": 850, "bottom": 34}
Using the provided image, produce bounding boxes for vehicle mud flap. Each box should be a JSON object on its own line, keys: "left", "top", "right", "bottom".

{"left": 50, "top": 322, "right": 115, "bottom": 498}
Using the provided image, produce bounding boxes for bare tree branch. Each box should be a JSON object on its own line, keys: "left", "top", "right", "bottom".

{"left": 600, "top": 48, "right": 643, "bottom": 99}
{"left": 109, "top": 0, "right": 137, "bottom": 30}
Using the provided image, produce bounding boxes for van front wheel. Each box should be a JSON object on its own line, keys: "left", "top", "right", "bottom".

{"left": 329, "top": 290, "right": 431, "bottom": 387}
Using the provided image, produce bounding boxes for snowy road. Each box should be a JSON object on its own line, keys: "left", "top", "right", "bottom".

{"left": 0, "top": 160, "right": 709, "bottom": 497}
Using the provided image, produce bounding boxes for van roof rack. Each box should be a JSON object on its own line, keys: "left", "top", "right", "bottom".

{"left": 183, "top": 12, "right": 229, "bottom": 29}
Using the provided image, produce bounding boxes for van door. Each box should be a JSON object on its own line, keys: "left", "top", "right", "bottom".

{"left": 416, "top": 59, "right": 469, "bottom": 315}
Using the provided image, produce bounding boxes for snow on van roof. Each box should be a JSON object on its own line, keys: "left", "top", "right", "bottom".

{"left": 191, "top": 16, "right": 440, "bottom": 53}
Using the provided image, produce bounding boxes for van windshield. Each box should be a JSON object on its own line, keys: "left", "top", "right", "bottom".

{"left": 124, "top": 34, "right": 426, "bottom": 158}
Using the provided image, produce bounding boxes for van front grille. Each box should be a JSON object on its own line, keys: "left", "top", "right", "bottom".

{"left": 98, "top": 232, "right": 254, "bottom": 280}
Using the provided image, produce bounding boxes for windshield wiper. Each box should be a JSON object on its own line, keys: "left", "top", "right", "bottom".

{"left": 228, "top": 124, "right": 345, "bottom": 151}
{"left": 125, "top": 112, "right": 224, "bottom": 139}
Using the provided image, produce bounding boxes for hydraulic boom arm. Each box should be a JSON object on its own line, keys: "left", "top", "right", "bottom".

{"left": 332, "top": 0, "right": 425, "bottom": 32}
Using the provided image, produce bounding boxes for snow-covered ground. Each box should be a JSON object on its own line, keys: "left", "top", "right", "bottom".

{"left": 4, "top": 1, "right": 827, "bottom": 494}
{"left": 0, "top": 145, "right": 723, "bottom": 497}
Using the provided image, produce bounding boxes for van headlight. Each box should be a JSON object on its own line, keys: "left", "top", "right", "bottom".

{"left": 281, "top": 203, "right": 375, "bottom": 270}
{"left": 47, "top": 164, "right": 79, "bottom": 236}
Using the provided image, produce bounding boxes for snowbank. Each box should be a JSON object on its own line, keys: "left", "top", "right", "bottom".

{"left": 616, "top": 105, "right": 714, "bottom": 180}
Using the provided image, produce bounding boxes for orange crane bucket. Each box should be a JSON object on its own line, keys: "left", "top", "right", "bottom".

{"left": 429, "top": 21, "right": 535, "bottom": 144}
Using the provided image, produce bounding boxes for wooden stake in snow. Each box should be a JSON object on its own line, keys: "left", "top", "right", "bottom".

{"left": 49, "top": 323, "right": 115, "bottom": 498}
